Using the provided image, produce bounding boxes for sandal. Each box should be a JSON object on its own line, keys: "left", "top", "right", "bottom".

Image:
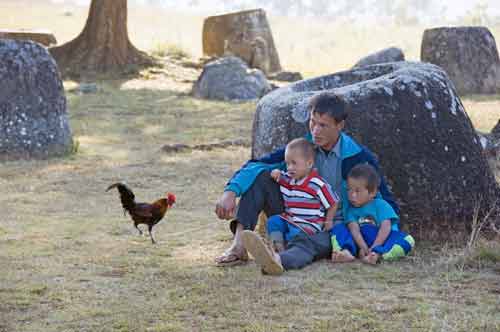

{"left": 215, "top": 250, "right": 248, "bottom": 267}
{"left": 241, "top": 230, "right": 284, "bottom": 275}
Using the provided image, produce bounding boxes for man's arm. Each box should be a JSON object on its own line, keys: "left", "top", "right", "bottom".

{"left": 215, "top": 147, "right": 286, "bottom": 220}
{"left": 224, "top": 147, "right": 286, "bottom": 197}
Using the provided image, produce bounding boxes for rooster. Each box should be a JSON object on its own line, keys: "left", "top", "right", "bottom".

{"left": 106, "top": 182, "right": 176, "bottom": 244}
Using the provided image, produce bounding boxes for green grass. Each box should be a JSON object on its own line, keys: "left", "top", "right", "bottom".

{"left": 1, "top": 1, "right": 500, "bottom": 331}
{"left": 1, "top": 79, "right": 499, "bottom": 331}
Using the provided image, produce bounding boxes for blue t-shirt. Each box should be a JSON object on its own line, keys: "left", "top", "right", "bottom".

{"left": 345, "top": 198, "right": 399, "bottom": 231}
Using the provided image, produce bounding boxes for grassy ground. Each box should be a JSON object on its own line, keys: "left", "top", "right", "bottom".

{"left": 0, "top": 73, "right": 499, "bottom": 332}
{"left": 1, "top": 1, "right": 500, "bottom": 331}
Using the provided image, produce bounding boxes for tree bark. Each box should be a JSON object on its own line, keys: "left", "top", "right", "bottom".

{"left": 49, "top": 0, "right": 152, "bottom": 78}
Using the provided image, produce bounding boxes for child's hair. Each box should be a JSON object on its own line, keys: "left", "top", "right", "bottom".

{"left": 347, "top": 164, "right": 380, "bottom": 193}
{"left": 309, "top": 92, "right": 349, "bottom": 123}
{"left": 286, "top": 137, "right": 315, "bottom": 161}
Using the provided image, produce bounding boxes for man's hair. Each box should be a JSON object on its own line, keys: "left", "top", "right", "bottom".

{"left": 347, "top": 163, "right": 380, "bottom": 193}
{"left": 286, "top": 137, "right": 315, "bottom": 160}
{"left": 309, "top": 92, "right": 349, "bottom": 123}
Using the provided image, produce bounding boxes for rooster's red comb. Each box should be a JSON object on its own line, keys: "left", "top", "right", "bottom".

{"left": 166, "top": 193, "right": 176, "bottom": 203}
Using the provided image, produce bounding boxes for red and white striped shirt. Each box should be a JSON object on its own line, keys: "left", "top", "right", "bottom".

{"left": 278, "top": 169, "right": 339, "bottom": 235}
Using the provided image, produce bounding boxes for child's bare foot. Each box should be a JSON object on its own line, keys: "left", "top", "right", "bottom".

{"left": 331, "top": 249, "right": 355, "bottom": 263}
{"left": 273, "top": 242, "right": 285, "bottom": 253}
{"left": 361, "top": 252, "right": 380, "bottom": 265}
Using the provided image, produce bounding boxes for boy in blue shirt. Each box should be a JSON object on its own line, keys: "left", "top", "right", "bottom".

{"left": 331, "top": 164, "right": 415, "bottom": 264}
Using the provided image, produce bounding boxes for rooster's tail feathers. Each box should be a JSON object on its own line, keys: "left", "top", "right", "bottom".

{"left": 106, "top": 182, "right": 136, "bottom": 211}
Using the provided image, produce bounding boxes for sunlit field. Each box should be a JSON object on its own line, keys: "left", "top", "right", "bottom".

{"left": 1, "top": 1, "right": 500, "bottom": 331}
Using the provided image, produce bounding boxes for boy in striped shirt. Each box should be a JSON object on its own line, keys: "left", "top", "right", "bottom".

{"left": 267, "top": 138, "right": 340, "bottom": 253}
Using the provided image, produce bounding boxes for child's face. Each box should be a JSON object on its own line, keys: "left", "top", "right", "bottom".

{"left": 284, "top": 147, "right": 313, "bottom": 180}
{"left": 347, "top": 177, "right": 376, "bottom": 207}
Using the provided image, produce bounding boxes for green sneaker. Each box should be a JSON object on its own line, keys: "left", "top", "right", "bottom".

{"left": 242, "top": 230, "right": 284, "bottom": 275}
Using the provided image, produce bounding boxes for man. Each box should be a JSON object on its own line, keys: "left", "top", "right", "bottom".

{"left": 214, "top": 92, "right": 398, "bottom": 274}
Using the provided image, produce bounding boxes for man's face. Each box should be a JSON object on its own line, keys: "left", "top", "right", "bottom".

{"left": 309, "top": 111, "right": 344, "bottom": 150}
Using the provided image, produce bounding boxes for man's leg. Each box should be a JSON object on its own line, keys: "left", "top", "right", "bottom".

{"left": 229, "top": 171, "right": 284, "bottom": 234}
{"left": 279, "top": 231, "right": 332, "bottom": 270}
{"left": 217, "top": 171, "right": 283, "bottom": 266}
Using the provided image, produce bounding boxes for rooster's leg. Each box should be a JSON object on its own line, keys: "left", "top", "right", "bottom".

{"left": 148, "top": 225, "right": 156, "bottom": 244}
{"left": 134, "top": 223, "right": 143, "bottom": 236}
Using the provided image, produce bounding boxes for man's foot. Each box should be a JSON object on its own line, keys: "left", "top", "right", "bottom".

{"left": 242, "top": 230, "right": 284, "bottom": 275}
{"left": 361, "top": 252, "right": 380, "bottom": 265}
{"left": 215, "top": 248, "right": 248, "bottom": 267}
{"left": 331, "top": 249, "right": 356, "bottom": 263}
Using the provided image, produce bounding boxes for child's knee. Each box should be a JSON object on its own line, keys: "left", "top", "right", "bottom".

{"left": 266, "top": 215, "right": 285, "bottom": 234}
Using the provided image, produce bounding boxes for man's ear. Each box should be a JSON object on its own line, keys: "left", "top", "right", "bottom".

{"left": 336, "top": 119, "right": 345, "bottom": 131}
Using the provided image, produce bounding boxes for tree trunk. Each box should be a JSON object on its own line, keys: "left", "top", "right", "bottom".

{"left": 49, "top": 0, "right": 152, "bottom": 78}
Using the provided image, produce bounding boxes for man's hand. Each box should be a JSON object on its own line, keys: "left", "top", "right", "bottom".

{"left": 324, "top": 220, "right": 334, "bottom": 232}
{"left": 270, "top": 169, "right": 281, "bottom": 182}
{"left": 215, "top": 191, "right": 237, "bottom": 220}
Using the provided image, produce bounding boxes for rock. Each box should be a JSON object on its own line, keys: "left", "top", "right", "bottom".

{"left": 353, "top": 47, "right": 405, "bottom": 68}
{"left": 477, "top": 131, "right": 499, "bottom": 158}
{"left": 0, "top": 40, "right": 73, "bottom": 160}
{"left": 268, "top": 71, "right": 303, "bottom": 82}
{"left": 202, "top": 9, "right": 282, "bottom": 75}
{"left": 421, "top": 26, "right": 500, "bottom": 95}
{"left": 0, "top": 29, "right": 57, "bottom": 47}
{"left": 78, "top": 83, "right": 98, "bottom": 94}
{"left": 252, "top": 61, "right": 499, "bottom": 236}
{"left": 491, "top": 119, "right": 500, "bottom": 140}
{"left": 192, "top": 56, "right": 271, "bottom": 101}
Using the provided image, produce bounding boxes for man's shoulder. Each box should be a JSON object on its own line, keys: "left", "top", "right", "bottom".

{"left": 339, "top": 133, "right": 375, "bottom": 161}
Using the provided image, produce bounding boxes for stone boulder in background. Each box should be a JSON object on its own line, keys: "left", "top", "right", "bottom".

{"left": 252, "top": 61, "right": 499, "bottom": 237}
{"left": 353, "top": 47, "right": 405, "bottom": 68}
{"left": 0, "top": 29, "right": 57, "bottom": 47}
{"left": 0, "top": 40, "right": 73, "bottom": 160}
{"left": 202, "top": 9, "right": 282, "bottom": 75}
{"left": 492, "top": 119, "right": 500, "bottom": 140}
{"left": 192, "top": 56, "right": 271, "bottom": 101}
{"left": 268, "top": 71, "right": 303, "bottom": 82}
{"left": 421, "top": 26, "right": 500, "bottom": 95}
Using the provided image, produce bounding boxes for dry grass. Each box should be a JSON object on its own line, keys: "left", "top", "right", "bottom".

{"left": 0, "top": 74, "right": 499, "bottom": 332}
{"left": 1, "top": 1, "right": 500, "bottom": 331}
{"left": 1, "top": 1, "right": 499, "bottom": 77}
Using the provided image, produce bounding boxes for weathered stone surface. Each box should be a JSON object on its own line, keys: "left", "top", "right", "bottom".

{"left": 252, "top": 61, "right": 499, "bottom": 236}
{"left": 0, "top": 29, "right": 57, "bottom": 47}
{"left": 0, "top": 40, "right": 72, "bottom": 160}
{"left": 492, "top": 119, "right": 500, "bottom": 139}
{"left": 421, "top": 26, "right": 500, "bottom": 95}
{"left": 268, "top": 71, "right": 303, "bottom": 82}
{"left": 353, "top": 47, "right": 405, "bottom": 68}
{"left": 202, "top": 9, "right": 281, "bottom": 75}
{"left": 192, "top": 56, "right": 271, "bottom": 101}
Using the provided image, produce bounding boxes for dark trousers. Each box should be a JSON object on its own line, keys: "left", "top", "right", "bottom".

{"left": 230, "top": 171, "right": 332, "bottom": 270}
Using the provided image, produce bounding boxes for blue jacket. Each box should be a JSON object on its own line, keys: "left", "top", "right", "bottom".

{"left": 225, "top": 133, "right": 400, "bottom": 217}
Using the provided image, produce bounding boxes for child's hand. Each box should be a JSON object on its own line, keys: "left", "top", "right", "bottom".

{"left": 358, "top": 246, "right": 369, "bottom": 258}
{"left": 270, "top": 169, "right": 281, "bottom": 182}
{"left": 324, "top": 220, "right": 333, "bottom": 231}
